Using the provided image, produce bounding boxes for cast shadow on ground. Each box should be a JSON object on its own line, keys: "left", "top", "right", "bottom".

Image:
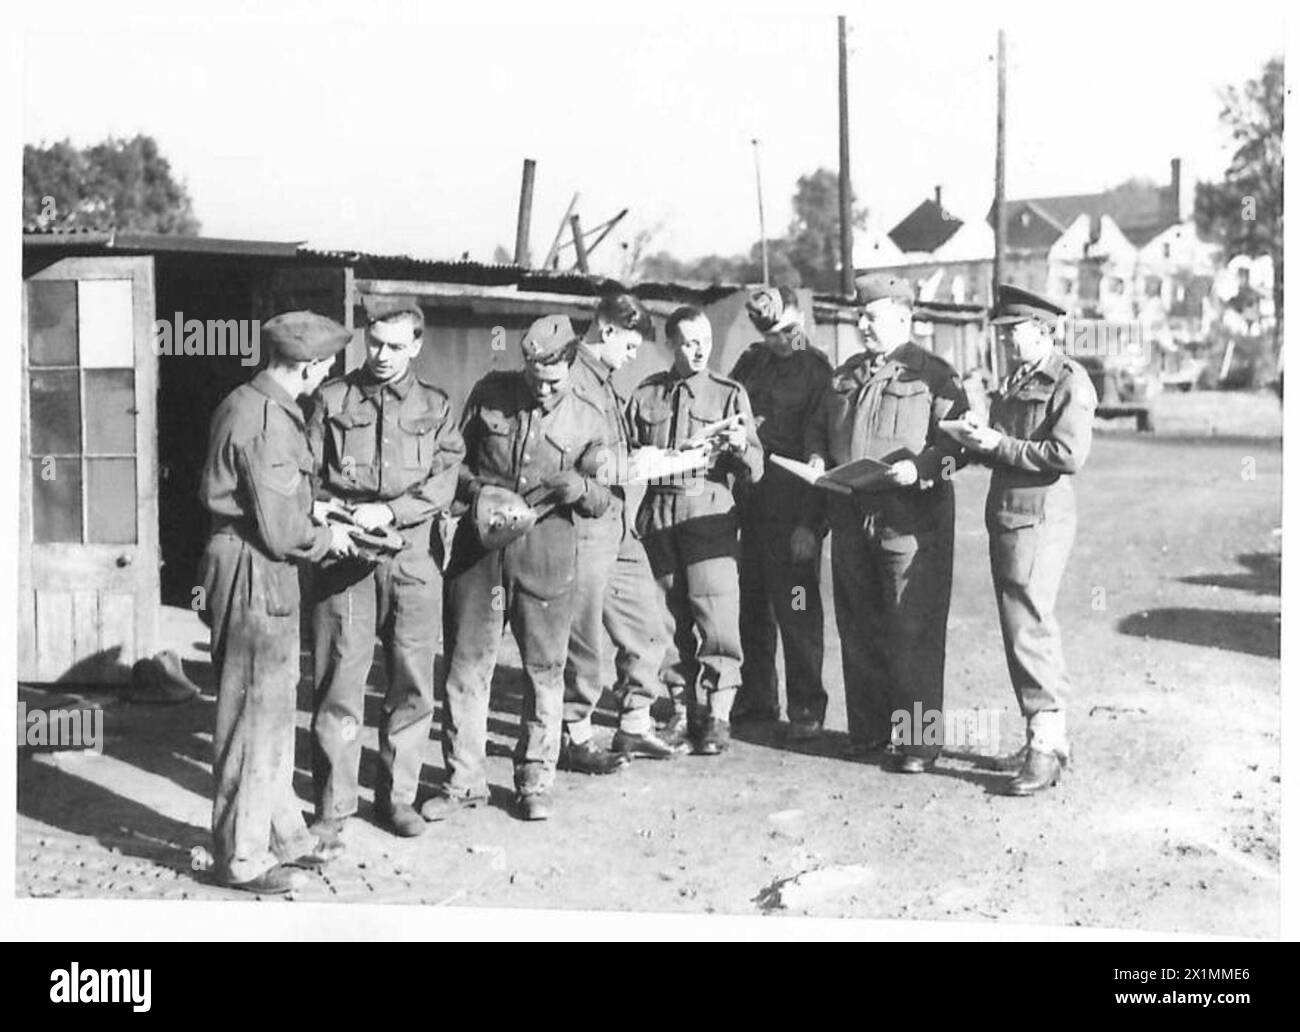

{"left": 17, "top": 647, "right": 537, "bottom": 882}
{"left": 730, "top": 720, "right": 1013, "bottom": 794}
{"left": 1117, "top": 607, "right": 1280, "bottom": 659}
{"left": 1178, "top": 551, "right": 1281, "bottom": 596}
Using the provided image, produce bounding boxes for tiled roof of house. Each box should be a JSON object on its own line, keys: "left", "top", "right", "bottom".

{"left": 888, "top": 198, "right": 964, "bottom": 254}
{"left": 992, "top": 180, "right": 1179, "bottom": 250}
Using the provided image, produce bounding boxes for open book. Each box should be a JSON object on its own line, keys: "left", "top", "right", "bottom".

{"left": 769, "top": 453, "right": 904, "bottom": 495}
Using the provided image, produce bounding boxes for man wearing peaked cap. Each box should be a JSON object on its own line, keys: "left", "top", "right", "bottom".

{"left": 308, "top": 296, "right": 466, "bottom": 841}
{"left": 989, "top": 284, "right": 1067, "bottom": 326}
{"left": 730, "top": 286, "right": 832, "bottom": 740}
{"left": 428, "top": 314, "right": 613, "bottom": 822}
{"left": 942, "top": 283, "right": 1095, "bottom": 796}
{"left": 197, "top": 310, "right": 356, "bottom": 893}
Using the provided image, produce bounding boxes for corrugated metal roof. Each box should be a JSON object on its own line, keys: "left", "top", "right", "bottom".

{"left": 23, "top": 230, "right": 745, "bottom": 303}
{"left": 23, "top": 227, "right": 303, "bottom": 255}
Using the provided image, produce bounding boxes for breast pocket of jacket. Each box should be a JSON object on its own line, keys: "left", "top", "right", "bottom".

{"left": 541, "top": 429, "right": 581, "bottom": 476}
{"left": 399, "top": 413, "right": 440, "bottom": 471}
{"left": 687, "top": 401, "right": 728, "bottom": 442}
{"left": 879, "top": 378, "right": 930, "bottom": 446}
{"left": 478, "top": 409, "right": 515, "bottom": 471}
{"left": 634, "top": 400, "right": 672, "bottom": 449}
{"left": 330, "top": 408, "right": 378, "bottom": 477}
{"left": 259, "top": 457, "right": 303, "bottom": 498}
{"left": 1008, "top": 386, "right": 1053, "bottom": 439}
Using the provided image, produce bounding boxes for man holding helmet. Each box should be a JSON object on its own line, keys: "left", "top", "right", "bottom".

{"left": 427, "top": 315, "right": 612, "bottom": 822}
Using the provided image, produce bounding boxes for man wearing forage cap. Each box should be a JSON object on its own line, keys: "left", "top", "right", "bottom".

{"left": 308, "top": 296, "right": 465, "bottom": 841}
{"left": 197, "top": 311, "right": 358, "bottom": 893}
{"left": 941, "top": 284, "right": 1096, "bottom": 795}
{"left": 729, "top": 286, "right": 832, "bottom": 740}
{"left": 804, "top": 273, "right": 968, "bottom": 773}
{"left": 425, "top": 314, "right": 613, "bottom": 822}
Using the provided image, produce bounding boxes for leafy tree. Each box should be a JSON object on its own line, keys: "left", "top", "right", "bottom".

{"left": 1195, "top": 55, "right": 1284, "bottom": 318}
{"left": 624, "top": 167, "right": 863, "bottom": 290}
{"left": 784, "top": 167, "right": 867, "bottom": 292}
{"left": 24, "top": 134, "right": 200, "bottom": 234}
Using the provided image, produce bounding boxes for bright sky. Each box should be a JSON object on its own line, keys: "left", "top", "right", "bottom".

{"left": 20, "top": 0, "right": 1286, "bottom": 276}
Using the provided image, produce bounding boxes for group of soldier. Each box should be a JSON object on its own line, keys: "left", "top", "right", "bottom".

{"left": 196, "top": 274, "right": 1097, "bottom": 894}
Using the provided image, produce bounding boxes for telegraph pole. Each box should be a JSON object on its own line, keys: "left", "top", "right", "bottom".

{"left": 992, "top": 28, "right": 1007, "bottom": 304}
{"left": 838, "top": 15, "right": 854, "bottom": 298}
{"left": 752, "top": 138, "right": 770, "bottom": 286}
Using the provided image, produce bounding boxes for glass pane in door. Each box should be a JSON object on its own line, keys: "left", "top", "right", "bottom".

{"left": 84, "top": 369, "right": 137, "bottom": 455}
{"left": 78, "top": 279, "right": 135, "bottom": 368}
{"left": 86, "top": 458, "right": 137, "bottom": 544}
{"left": 28, "top": 280, "right": 78, "bottom": 365}
{"left": 29, "top": 369, "right": 81, "bottom": 455}
{"left": 32, "top": 458, "right": 83, "bottom": 543}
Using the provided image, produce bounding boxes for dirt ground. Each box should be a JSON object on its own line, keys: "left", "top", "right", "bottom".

{"left": 15, "top": 389, "right": 1282, "bottom": 936}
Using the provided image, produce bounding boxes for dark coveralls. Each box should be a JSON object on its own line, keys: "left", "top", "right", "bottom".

{"left": 442, "top": 371, "right": 611, "bottom": 798}
{"left": 307, "top": 367, "right": 465, "bottom": 819}
{"left": 197, "top": 371, "right": 331, "bottom": 884}
{"left": 983, "top": 350, "right": 1096, "bottom": 736}
{"left": 563, "top": 345, "right": 667, "bottom": 736}
{"left": 627, "top": 368, "right": 764, "bottom": 719}
{"left": 730, "top": 335, "right": 832, "bottom": 724}
{"left": 806, "top": 342, "right": 967, "bottom": 758}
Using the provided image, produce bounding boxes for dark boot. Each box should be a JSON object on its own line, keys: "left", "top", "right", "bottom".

{"left": 1007, "top": 748, "right": 1065, "bottom": 796}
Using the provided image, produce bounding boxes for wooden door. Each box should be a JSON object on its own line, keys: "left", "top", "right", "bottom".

{"left": 20, "top": 257, "right": 159, "bottom": 684}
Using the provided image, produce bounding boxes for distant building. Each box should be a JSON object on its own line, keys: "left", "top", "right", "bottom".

{"left": 858, "top": 158, "right": 1222, "bottom": 346}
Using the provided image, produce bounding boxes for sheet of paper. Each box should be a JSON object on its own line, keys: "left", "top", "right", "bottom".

{"left": 624, "top": 445, "right": 712, "bottom": 483}
{"left": 768, "top": 454, "right": 824, "bottom": 486}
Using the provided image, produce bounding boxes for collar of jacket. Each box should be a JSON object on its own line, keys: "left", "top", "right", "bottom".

{"left": 250, "top": 369, "right": 305, "bottom": 427}
{"left": 853, "top": 340, "right": 923, "bottom": 384}
{"left": 576, "top": 342, "right": 614, "bottom": 384}
{"left": 1012, "top": 348, "right": 1066, "bottom": 388}
{"left": 667, "top": 367, "right": 710, "bottom": 396}
{"left": 355, "top": 366, "right": 416, "bottom": 402}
